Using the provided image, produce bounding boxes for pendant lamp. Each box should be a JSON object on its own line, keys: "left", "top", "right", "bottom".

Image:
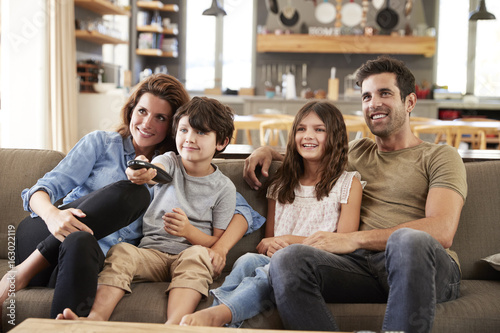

{"left": 203, "top": 0, "right": 227, "bottom": 16}
{"left": 469, "top": 0, "right": 496, "bottom": 21}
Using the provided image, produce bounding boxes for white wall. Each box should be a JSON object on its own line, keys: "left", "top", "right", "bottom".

{"left": 77, "top": 93, "right": 126, "bottom": 138}
{"left": 1, "top": 0, "right": 49, "bottom": 149}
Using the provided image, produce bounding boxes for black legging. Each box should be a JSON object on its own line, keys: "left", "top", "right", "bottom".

{"left": 15, "top": 180, "right": 151, "bottom": 318}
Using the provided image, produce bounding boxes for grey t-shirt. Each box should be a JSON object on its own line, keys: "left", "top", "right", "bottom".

{"left": 139, "top": 152, "right": 236, "bottom": 254}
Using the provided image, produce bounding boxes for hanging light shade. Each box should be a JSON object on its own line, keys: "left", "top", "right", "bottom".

{"left": 203, "top": 0, "right": 227, "bottom": 16}
{"left": 469, "top": 0, "right": 496, "bottom": 21}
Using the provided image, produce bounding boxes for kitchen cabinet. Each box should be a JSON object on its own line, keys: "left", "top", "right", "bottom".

{"left": 74, "top": 0, "right": 130, "bottom": 45}
{"left": 257, "top": 34, "right": 436, "bottom": 57}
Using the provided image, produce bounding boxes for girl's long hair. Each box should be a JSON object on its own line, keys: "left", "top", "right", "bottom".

{"left": 268, "top": 101, "right": 348, "bottom": 204}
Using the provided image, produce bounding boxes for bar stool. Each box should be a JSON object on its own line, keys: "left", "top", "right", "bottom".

{"left": 260, "top": 118, "right": 294, "bottom": 146}
{"left": 413, "top": 125, "right": 487, "bottom": 150}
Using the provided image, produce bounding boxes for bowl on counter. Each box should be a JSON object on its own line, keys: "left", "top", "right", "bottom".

{"left": 93, "top": 83, "right": 116, "bottom": 93}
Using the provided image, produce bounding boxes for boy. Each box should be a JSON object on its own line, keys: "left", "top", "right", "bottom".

{"left": 58, "top": 96, "right": 236, "bottom": 324}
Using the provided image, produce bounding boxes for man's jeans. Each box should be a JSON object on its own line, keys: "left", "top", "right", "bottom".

{"left": 269, "top": 228, "right": 461, "bottom": 333}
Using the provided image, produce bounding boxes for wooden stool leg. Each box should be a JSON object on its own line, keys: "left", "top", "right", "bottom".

{"left": 245, "top": 130, "right": 253, "bottom": 145}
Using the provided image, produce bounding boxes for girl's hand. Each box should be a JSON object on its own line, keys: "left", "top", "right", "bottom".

{"left": 45, "top": 207, "right": 93, "bottom": 242}
{"left": 126, "top": 155, "right": 157, "bottom": 185}
{"left": 163, "top": 208, "right": 193, "bottom": 238}
{"left": 256, "top": 237, "right": 275, "bottom": 254}
{"left": 266, "top": 237, "right": 289, "bottom": 257}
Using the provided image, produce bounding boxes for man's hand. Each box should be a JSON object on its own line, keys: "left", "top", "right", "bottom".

{"left": 126, "top": 155, "right": 157, "bottom": 185}
{"left": 163, "top": 208, "right": 193, "bottom": 238}
{"left": 303, "top": 231, "right": 359, "bottom": 254}
{"left": 243, "top": 146, "right": 276, "bottom": 190}
{"left": 44, "top": 207, "right": 93, "bottom": 242}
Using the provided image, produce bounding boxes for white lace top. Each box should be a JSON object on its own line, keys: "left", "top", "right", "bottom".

{"left": 267, "top": 171, "right": 363, "bottom": 237}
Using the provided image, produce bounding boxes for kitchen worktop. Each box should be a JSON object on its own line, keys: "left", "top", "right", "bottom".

{"left": 75, "top": 92, "right": 500, "bottom": 142}
{"left": 202, "top": 94, "right": 500, "bottom": 119}
{"left": 207, "top": 94, "right": 500, "bottom": 108}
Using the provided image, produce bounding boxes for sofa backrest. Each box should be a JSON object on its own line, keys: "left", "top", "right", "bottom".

{"left": 216, "top": 159, "right": 500, "bottom": 281}
{"left": 2, "top": 148, "right": 499, "bottom": 281}
{"left": 450, "top": 161, "right": 500, "bottom": 280}
{"left": 0, "top": 148, "right": 65, "bottom": 259}
{"left": 213, "top": 159, "right": 281, "bottom": 272}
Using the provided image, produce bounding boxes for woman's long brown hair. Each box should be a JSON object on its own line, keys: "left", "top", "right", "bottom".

{"left": 268, "top": 101, "right": 348, "bottom": 204}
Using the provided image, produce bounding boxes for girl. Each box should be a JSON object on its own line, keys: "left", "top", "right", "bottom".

{"left": 180, "top": 100, "right": 364, "bottom": 327}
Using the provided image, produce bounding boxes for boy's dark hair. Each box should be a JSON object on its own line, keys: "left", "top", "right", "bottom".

{"left": 355, "top": 55, "right": 416, "bottom": 101}
{"left": 172, "top": 96, "right": 234, "bottom": 154}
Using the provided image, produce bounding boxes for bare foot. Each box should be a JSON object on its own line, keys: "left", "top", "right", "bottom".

{"left": 56, "top": 308, "right": 87, "bottom": 320}
{"left": 1, "top": 270, "right": 29, "bottom": 319}
{"left": 179, "top": 305, "right": 232, "bottom": 327}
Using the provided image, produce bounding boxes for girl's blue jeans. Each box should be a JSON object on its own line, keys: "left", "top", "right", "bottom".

{"left": 210, "top": 252, "right": 272, "bottom": 327}
{"left": 269, "top": 228, "right": 461, "bottom": 333}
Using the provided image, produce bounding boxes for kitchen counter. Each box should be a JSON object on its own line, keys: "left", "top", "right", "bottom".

{"left": 203, "top": 95, "right": 500, "bottom": 119}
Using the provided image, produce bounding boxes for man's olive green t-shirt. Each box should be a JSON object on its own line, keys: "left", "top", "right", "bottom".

{"left": 347, "top": 138, "right": 467, "bottom": 266}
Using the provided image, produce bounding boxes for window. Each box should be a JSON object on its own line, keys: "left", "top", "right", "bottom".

{"left": 185, "top": 0, "right": 254, "bottom": 92}
{"left": 474, "top": 2, "right": 500, "bottom": 96}
{"left": 436, "top": 0, "right": 468, "bottom": 94}
{"left": 437, "top": 0, "right": 500, "bottom": 97}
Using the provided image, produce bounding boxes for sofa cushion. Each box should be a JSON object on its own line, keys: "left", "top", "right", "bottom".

{"left": 0, "top": 149, "right": 65, "bottom": 259}
{"left": 450, "top": 161, "right": 500, "bottom": 280}
{"left": 482, "top": 253, "right": 500, "bottom": 271}
{"left": 239, "top": 279, "right": 500, "bottom": 332}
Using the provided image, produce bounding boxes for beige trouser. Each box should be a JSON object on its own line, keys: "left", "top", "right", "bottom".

{"left": 98, "top": 243, "right": 214, "bottom": 297}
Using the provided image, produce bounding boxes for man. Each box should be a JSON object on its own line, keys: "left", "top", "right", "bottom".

{"left": 243, "top": 56, "right": 467, "bottom": 333}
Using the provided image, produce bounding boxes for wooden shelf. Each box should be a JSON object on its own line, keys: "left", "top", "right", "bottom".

{"left": 136, "top": 25, "right": 178, "bottom": 35}
{"left": 75, "top": 30, "right": 128, "bottom": 44}
{"left": 136, "top": 49, "right": 178, "bottom": 58}
{"left": 257, "top": 34, "right": 436, "bottom": 57}
{"left": 137, "top": 1, "right": 179, "bottom": 12}
{"left": 75, "top": 0, "right": 130, "bottom": 16}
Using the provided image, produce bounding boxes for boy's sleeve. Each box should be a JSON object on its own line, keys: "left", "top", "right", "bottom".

{"left": 151, "top": 151, "right": 177, "bottom": 175}
{"left": 235, "top": 192, "right": 266, "bottom": 235}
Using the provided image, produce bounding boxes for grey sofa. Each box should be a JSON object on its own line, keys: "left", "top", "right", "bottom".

{"left": 1, "top": 148, "right": 500, "bottom": 332}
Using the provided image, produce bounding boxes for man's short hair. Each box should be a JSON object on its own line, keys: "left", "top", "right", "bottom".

{"left": 355, "top": 55, "right": 416, "bottom": 101}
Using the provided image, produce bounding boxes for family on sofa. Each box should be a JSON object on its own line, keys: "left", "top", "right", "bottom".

{"left": 1, "top": 56, "right": 470, "bottom": 333}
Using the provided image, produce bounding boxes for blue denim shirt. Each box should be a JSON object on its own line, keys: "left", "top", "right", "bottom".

{"left": 21, "top": 131, "right": 149, "bottom": 255}
{"left": 236, "top": 192, "right": 266, "bottom": 235}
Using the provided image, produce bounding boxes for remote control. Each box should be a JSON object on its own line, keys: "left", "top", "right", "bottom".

{"left": 127, "top": 160, "right": 173, "bottom": 184}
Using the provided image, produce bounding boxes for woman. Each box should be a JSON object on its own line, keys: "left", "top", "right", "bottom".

{"left": 1, "top": 74, "right": 263, "bottom": 321}
{"left": 0, "top": 75, "right": 183, "bottom": 319}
